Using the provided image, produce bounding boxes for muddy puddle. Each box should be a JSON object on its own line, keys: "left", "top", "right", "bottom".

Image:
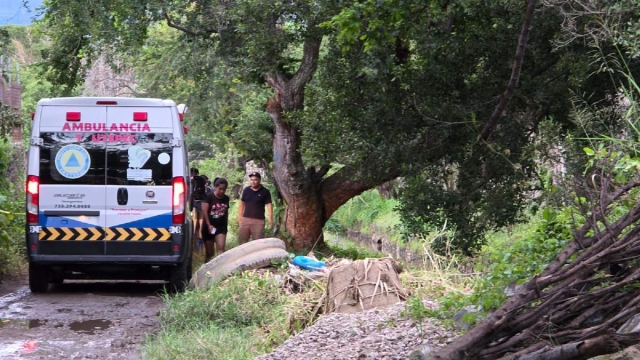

{"left": 0, "top": 280, "right": 164, "bottom": 359}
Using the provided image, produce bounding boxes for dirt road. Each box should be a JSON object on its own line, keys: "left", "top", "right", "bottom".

{"left": 0, "top": 278, "right": 164, "bottom": 359}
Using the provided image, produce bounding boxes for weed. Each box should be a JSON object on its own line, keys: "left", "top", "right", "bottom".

{"left": 401, "top": 295, "right": 433, "bottom": 337}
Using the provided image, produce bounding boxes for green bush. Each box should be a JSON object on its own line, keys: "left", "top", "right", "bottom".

{"left": 435, "top": 207, "right": 576, "bottom": 325}
{"left": 0, "top": 138, "right": 26, "bottom": 279}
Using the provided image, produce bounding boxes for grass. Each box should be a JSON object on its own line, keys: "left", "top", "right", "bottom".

{"left": 322, "top": 232, "right": 384, "bottom": 260}
{"left": 144, "top": 272, "right": 296, "bottom": 360}
{"left": 401, "top": 234, "right": 477, "bottom": 301}
{"left": 145, "top": 326, "right": 260, "bottom": 360}
{"left": 329, "top": 190, "right": 403, "bottom": 244}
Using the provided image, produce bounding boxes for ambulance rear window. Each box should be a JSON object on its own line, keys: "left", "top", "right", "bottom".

{"left": 39, "top": 132, "right": 106, "bottom": 185}
{"left": 106, "top": 133, "right": 173, "bottom": 186}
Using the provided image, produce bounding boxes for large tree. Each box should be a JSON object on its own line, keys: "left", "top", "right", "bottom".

{"left": 38, "top": 0, "right": 619, "bottom": 251}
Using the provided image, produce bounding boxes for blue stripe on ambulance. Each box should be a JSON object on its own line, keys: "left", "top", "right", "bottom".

{"left": 114, "top": 213, "right": 172, "bottom": 228}
{"left": 38, "top": 213, "right": 100, "bottom": 228}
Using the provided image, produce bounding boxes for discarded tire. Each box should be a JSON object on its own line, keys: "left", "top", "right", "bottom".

{"left": 189, "top": 238, "right": 289, "bottom": 289}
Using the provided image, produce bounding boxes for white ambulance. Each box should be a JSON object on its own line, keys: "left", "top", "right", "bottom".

{"left": 25, "top": 97, "right": 192, "bottom": 292}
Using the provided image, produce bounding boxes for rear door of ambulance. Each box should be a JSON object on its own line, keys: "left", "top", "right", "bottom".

{"left": 37, "top": 105, "right": 107, "bottom": 256}
{"left": 104, "top": 106, "right": 175, "bottom": 258}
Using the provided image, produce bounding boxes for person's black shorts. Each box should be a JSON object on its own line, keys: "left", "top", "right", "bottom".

{"left": 201, "top": 221, "right": 228, "bottom": 241}
{"left": 192, "top": 200, "right": 203, "bottom": 217}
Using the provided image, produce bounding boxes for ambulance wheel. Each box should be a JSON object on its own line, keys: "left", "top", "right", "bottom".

{"left": 168, "top": 258, "right": 190, "bottom": 293}
{"left": 29, "top": 263, "right": 50, "bottom": 293}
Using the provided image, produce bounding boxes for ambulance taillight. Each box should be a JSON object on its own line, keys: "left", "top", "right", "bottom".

{"left": 172, "top": 176, "right": 186, "bottom": 224}
{"left": 26, "top": 175, "right": 39, "bottom": 223}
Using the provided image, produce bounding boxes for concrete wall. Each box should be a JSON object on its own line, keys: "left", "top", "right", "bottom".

{"left": 339, "top": 227, "right": 423, "bottom": 266}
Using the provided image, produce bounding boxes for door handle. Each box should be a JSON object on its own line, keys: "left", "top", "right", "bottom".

{"left": 117, "top": 188, "right": 128, "bottom": 205}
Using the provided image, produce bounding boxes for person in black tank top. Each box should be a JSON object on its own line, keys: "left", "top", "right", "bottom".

{"left": 201, "top": 177, "right": 230, "bottom": 262}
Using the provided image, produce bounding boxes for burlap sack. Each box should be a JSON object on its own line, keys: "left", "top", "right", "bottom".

{"left": 326, "top": 258, "right": 407, "bottom": 314}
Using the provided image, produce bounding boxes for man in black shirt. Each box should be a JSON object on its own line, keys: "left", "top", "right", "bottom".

{"left": 237, "top": 172, "right": 273, "bottom": 244}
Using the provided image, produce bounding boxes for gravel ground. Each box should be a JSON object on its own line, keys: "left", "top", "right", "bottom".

{"left": 256, "top": 300, "right": 457, "bottom": 360}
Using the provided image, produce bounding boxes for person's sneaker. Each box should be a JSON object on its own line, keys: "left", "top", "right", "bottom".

{"left": 197, "top": 238, "right": 204, "bottom": 252}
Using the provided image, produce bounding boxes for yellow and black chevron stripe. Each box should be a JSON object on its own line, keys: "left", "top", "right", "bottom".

{"left": 104, "top": 228, "right": 171, "bottom": 241}
{"left": 39, "top": 227, "right": 102, "bottom": 241}
{"left": 39, "top": 227, "right": 171, "bottom": 241}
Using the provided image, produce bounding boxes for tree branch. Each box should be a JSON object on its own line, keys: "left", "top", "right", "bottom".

{"left": 478, "top": 0, "right": 537, "bottom": 141}
{"left": 163, "top": 11, "right": 218, "bottom": 37}
{"left": 320, "top": 167, "right": 400, "bottom": 220}
{"left": 290, "top": 35, "right": 322, "bottom": 93}
{"left": 500, "top": 332, "right": 640, "bottom": 360}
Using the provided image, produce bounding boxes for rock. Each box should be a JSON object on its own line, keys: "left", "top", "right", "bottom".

{"left": 255, "top": 302, "right": 454, "bottom": 360}
{"left": 453, "top": 305, "right": 481, "bottom": 330}
{"left": 409, "top": 344, "right": 432, "bottom": 360}
{"left": 503, "top": 280, "right": 522, "bottom": 297}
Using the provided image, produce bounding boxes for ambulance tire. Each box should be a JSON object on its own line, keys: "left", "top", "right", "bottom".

{"left": 29, "top": 262, "right": 50, "bottom": 293}
{"left": 168, "top": 257, "right": 190, "bottom": 293}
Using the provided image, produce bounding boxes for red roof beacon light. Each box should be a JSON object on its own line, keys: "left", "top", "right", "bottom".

{"left": 66, "top": 111, "right": 81, "bottom": 121}
{"left": 133, "top": 112, "right": 148, "bottom": 121}
{"left": 177, "top": 104, "right": 188, "bottom": 122}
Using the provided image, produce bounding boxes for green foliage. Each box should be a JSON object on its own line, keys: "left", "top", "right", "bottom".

{"left": 398, "top": 153, "right": 532, "bottom": 255}
{"left": 323, "top": 235, "right": 383, "bottom": 260}
{"left": 0, "top": 138, "right": 26, "bottom": 278}
{"left": 192, "top": 150, "right": 245, "bottom": 189}
{"left": 435, "top": 208, "right": 576, "bottom": 326}
{"left": 160, "top": 273, "right": 286, "bottom": 330}
{"left": 401, "top": 295, "right": 433, "bottom": 337}
{"left": 328, "top": 190, "right": 401, "bottom": 236}
{"left": 146, "top": 272, "right": 292, "bottom": 360}
{"left": 37, "top": 0, "right": 640, "bottom": 255}
{"left": 132, "top": 23, "right": 274, "bottom": 162}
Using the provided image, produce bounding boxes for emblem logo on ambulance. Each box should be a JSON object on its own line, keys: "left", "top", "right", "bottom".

{"left": 54, "top": 144, "right": 91, "bottom": 179}
{"left": 146, "top": 190, "right": 155, "bottom": 199}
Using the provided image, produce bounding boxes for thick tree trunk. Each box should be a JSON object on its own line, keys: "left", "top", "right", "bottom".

{"left": 263, "top": 36, "right": 402, "bottom": 251}
{"left": 268, "top": 92, "right": 325, "bottom": 250}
